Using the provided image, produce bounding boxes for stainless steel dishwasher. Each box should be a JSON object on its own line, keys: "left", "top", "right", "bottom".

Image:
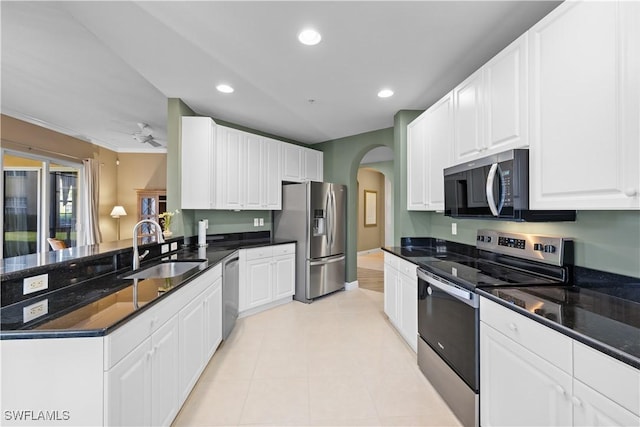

{"left": 222, "top": 254, "right": 239, "bottom": 340}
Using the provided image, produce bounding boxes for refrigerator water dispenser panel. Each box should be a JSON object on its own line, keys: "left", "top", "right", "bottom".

{"left": 313, "top": 209, "right": 326, "bottom": 236}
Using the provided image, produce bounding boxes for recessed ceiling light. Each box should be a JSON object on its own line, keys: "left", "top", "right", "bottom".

{"left": 298, "top": 29, "right": 322, "bottom": 46}
{"left": 377, "top": 89, "right": 394, "bottom": 98}
{"left": 216, "top": 84, "right": 234, "bottom": 93}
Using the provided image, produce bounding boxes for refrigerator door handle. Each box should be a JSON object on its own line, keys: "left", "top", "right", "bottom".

{"left": 309, "top": 254, "right": 345, "bottom": 266}
{"left": 324, "top": 188, "right": 331, "bottom": 249}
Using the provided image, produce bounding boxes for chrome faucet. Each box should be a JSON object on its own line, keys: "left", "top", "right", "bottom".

{"left": 132, "top": 219, "right": 165, "bottom": 270}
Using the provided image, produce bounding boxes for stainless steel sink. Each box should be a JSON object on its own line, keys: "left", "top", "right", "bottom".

{"left": 124, "top": 261, "right": 205, "bottom": 280}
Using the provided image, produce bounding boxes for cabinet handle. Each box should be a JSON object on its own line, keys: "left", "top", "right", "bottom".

{"left": 571, "top": 396, "right": 582, "bottom": 407}
{"left": 508, "top": 323, "right": 518, "bottom": 332}
{"left": 624, "top": 187, "right": 637, "bottom": 197}
{"left": 554, "top": 385, "right": 566, "bottom": 397}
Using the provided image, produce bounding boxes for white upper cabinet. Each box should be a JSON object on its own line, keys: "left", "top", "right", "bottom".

{"left": 181, "top": 116, "right": 216, "bottom": 209}
{"left": 304, "top": 148, "right": 324, "bottom": 182}
{"left": 529, "top": 0, "right": 640, "bottom": 210}
{"left": 453, "top": 34, "right": 529, "bottom": 164}
{"left": 407, "top": 92, "right": 453, "bottom": 211}
{"left": 407, "top": 112, "right": 428, "bottom": 210}
{"left": 181, "top": 117, "right": 284, "bottom": 210}
{"left": 281, "top": 143, "right": 324, "bottom": 183}
{"left": 485, "top": 33, "right": 528, "bottom": 152}
{"left": 453, "top": 69, "right": 485, "bottom": 162}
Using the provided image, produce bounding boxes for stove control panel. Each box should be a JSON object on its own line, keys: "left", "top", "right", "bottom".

{"left": 476, "top": 230, "right": 573, "bottom": 266}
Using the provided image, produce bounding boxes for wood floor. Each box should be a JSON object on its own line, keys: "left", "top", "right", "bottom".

{"left": 357, "top": 251, "right": 384, "bottom": 293}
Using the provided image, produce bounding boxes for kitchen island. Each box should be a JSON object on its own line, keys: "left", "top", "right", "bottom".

{"left": 0, "top": 232, "right": 295, "bottom": 426}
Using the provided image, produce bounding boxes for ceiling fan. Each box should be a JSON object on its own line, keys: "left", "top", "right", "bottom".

{"left": 133, "top": 122, "right": 162, "bottom": 147}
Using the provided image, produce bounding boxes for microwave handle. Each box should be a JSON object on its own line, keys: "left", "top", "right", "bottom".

{"left": 486, "top": 163, "right": 501, "bottom": 217}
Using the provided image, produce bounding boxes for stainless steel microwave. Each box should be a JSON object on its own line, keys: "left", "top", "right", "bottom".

{"left": 443, "top": 149, "right": 575, "bottom": 222}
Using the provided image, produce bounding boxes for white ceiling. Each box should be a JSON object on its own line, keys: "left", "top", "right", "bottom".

{"left": 1, "top": 1, "right": 561, "bottom": 153}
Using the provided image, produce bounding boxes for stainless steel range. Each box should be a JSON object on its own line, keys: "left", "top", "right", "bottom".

{"left": 416, "top": 230, "right": 573, "bottom": 427}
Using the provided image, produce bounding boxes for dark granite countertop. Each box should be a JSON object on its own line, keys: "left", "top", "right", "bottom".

{"left": 383, "top": 238, "right": 640, "bottom": 370}
{"left": 0, "top": 235, "right": 295, "bottom": 340}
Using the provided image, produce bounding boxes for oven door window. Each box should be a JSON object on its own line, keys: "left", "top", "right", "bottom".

{"left": 418, "top": 277, "right": 479, "bottom": 391}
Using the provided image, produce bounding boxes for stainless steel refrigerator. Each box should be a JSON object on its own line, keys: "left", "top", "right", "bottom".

{"left": 273, "top": 181, "right": 346, "bottom": 303}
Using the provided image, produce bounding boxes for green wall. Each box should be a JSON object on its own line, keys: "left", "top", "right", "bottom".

{"left": 315, "top": 127, "right": 394, "bottom": 283}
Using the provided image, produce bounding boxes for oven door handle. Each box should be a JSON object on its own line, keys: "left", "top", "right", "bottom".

{"left": 417, "top": 269, "right": 478, "bottom": 308}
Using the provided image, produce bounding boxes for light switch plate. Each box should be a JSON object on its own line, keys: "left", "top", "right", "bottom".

{"left": 161, "top": 244, "right": 169, "bottom": 254}
{"left": 259, "top": 218, "right": 264, "bottom": 226}
{"left": 170, "top": 242, "right": 178, "bottom": 251}
{"left": 23, "top": 274, "right": 49, "bottom": 295}
{"left": 451, "top": 223, "right": 457, "bottom": 235}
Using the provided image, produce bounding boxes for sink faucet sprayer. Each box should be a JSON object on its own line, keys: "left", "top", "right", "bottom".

{"left": 132, "top": 219, "right": 165, "bottom": 271}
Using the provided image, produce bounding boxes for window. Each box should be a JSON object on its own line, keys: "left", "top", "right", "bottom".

{"left": 2, "top": 152, "right": 82, "bottom": 258}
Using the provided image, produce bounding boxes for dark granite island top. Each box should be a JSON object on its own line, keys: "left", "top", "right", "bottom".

{"left": 0, "top": 232, "right": 295, "bottom": 340}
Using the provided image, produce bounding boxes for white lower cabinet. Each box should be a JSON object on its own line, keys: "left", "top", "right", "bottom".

{"left": 106, "top": 316, "right": 180, "bottom": 427}
{"left": 239, "top": 244, "right": 296, "bottom": 315}
{"left": 383, "top": 252, "right": 417, "bottom": 352}
{"left": 480, "top": 296, "right": 640, "bottom": 427}
{"left": 105, "top": 264, "right": 223, "bottom": 426}
{"left": 480, "top": 320, "right": 573, "bottom": 426}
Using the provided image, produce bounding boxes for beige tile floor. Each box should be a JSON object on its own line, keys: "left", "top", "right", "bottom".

{"left": 172, "top": 288, "right": 461, "bottom": 426}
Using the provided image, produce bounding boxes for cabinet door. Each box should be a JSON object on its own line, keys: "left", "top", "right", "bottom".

{"left": 181, "top": 116, "right": 214, "bottom": 209}
{"left": 383, "top": 263, "right": 399, "bottom": 325}
{"left": 426, "top": 93, "right": 454, "bottom": 210}
{"left": 480, "top": 323, "right": 572, "bottom": 427}
{"left": 454, "top": 69, "right": 485, "bottom": 163}
{"left": 407, "top": 114, "right": 428, "bottom": 210}
{"left": 204, "top": 276, "right": 223, "bottom": 361}
{"left": 399, "top": 272, "right": 417, "bottom": 352}
{"left": 218, "top": 126, "right": 246, "bottom": 209}
{"left": 245, "top": 258, "right": 273, "bottom": 310}
{"left": 282, "top": 143, "right": 303, "bottom": 182}
{"left": 573, "top": 380, "right": 640, "bottom": 427}
{"left": 304, "top": 148, "right": 323, "bottom": 182}
{"left": 485, "top": 33, "right": 528, "bottom": 152}
{"left": 105, "top": 339, "right": 153, "bottom": 427}
{"left": 529, "top": 1, "right": 640, "bottom": 210}
{"left": 272, "top": 254, "right": 295, "bottom": 300}
{"left": 179, "top": 296, "right": 205, "bottom": 403}
{"left": 263, "top": 138, "right": 282, "bottom": 209}
{"left": 244, "top": 132, "right": 264, "bottom": 210}
{"left": 151, "top": 316, "right": 180, "bottom": 427}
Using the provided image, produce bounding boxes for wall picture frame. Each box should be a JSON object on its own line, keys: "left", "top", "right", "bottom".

{"left": 364, "top": 190, "right": 377, "bottom": 227}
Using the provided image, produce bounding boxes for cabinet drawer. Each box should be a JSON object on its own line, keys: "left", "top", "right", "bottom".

{"left": 244, "top": 246, "right": 273, "bottom": 261}
{"left": 384, "top": 252, "right": 398, "bottom": 269}
{"left": 272, "top": 243, "right": 295, "bottom": 256}
{"left": 574, "top": 341, "right": 640, "bottom": 416}
{"left": 397, "top": 258, "right": 417, "bottom": 278}
{"left": 480, "top": 297, "right": 572, "bottom": 373}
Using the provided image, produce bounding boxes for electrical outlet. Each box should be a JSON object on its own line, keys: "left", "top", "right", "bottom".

{"left": 259, "top": 218, "right": 264, "bottom": 226}
{"left": 253, "top": 218, "right": 259, "bottom": 227}
{"left": 451, "top": 223, "right": 457, "bottom": 235}
{"left": 23, "top": 299, "right": 48, "bottom": 323}
{"left": 161, "top": 244, "right": 169, "bottom": 254}
{"left": 170, "top": 242, "right": 178, "bottom": 251}
{"left": 23, "top": 274, "right": 49, "bottom": 295}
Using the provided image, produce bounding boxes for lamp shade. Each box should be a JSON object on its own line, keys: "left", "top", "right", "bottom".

{"left": 110, "top": 205, "right": 127, "bottom": 218}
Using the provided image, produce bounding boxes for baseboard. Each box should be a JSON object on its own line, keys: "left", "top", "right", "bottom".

{"left": 237, "top": 296, "right": 293, "bottom": 318}
{"left": 357, "top": 248, "right": 382, "bottom": 256}
{"left": 344, "top": 280, "right": 359, "bottom": 291}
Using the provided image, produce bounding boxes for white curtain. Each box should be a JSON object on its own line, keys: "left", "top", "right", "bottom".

{"left": 80, "top": 158, "right": 102, "bottom": 245}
